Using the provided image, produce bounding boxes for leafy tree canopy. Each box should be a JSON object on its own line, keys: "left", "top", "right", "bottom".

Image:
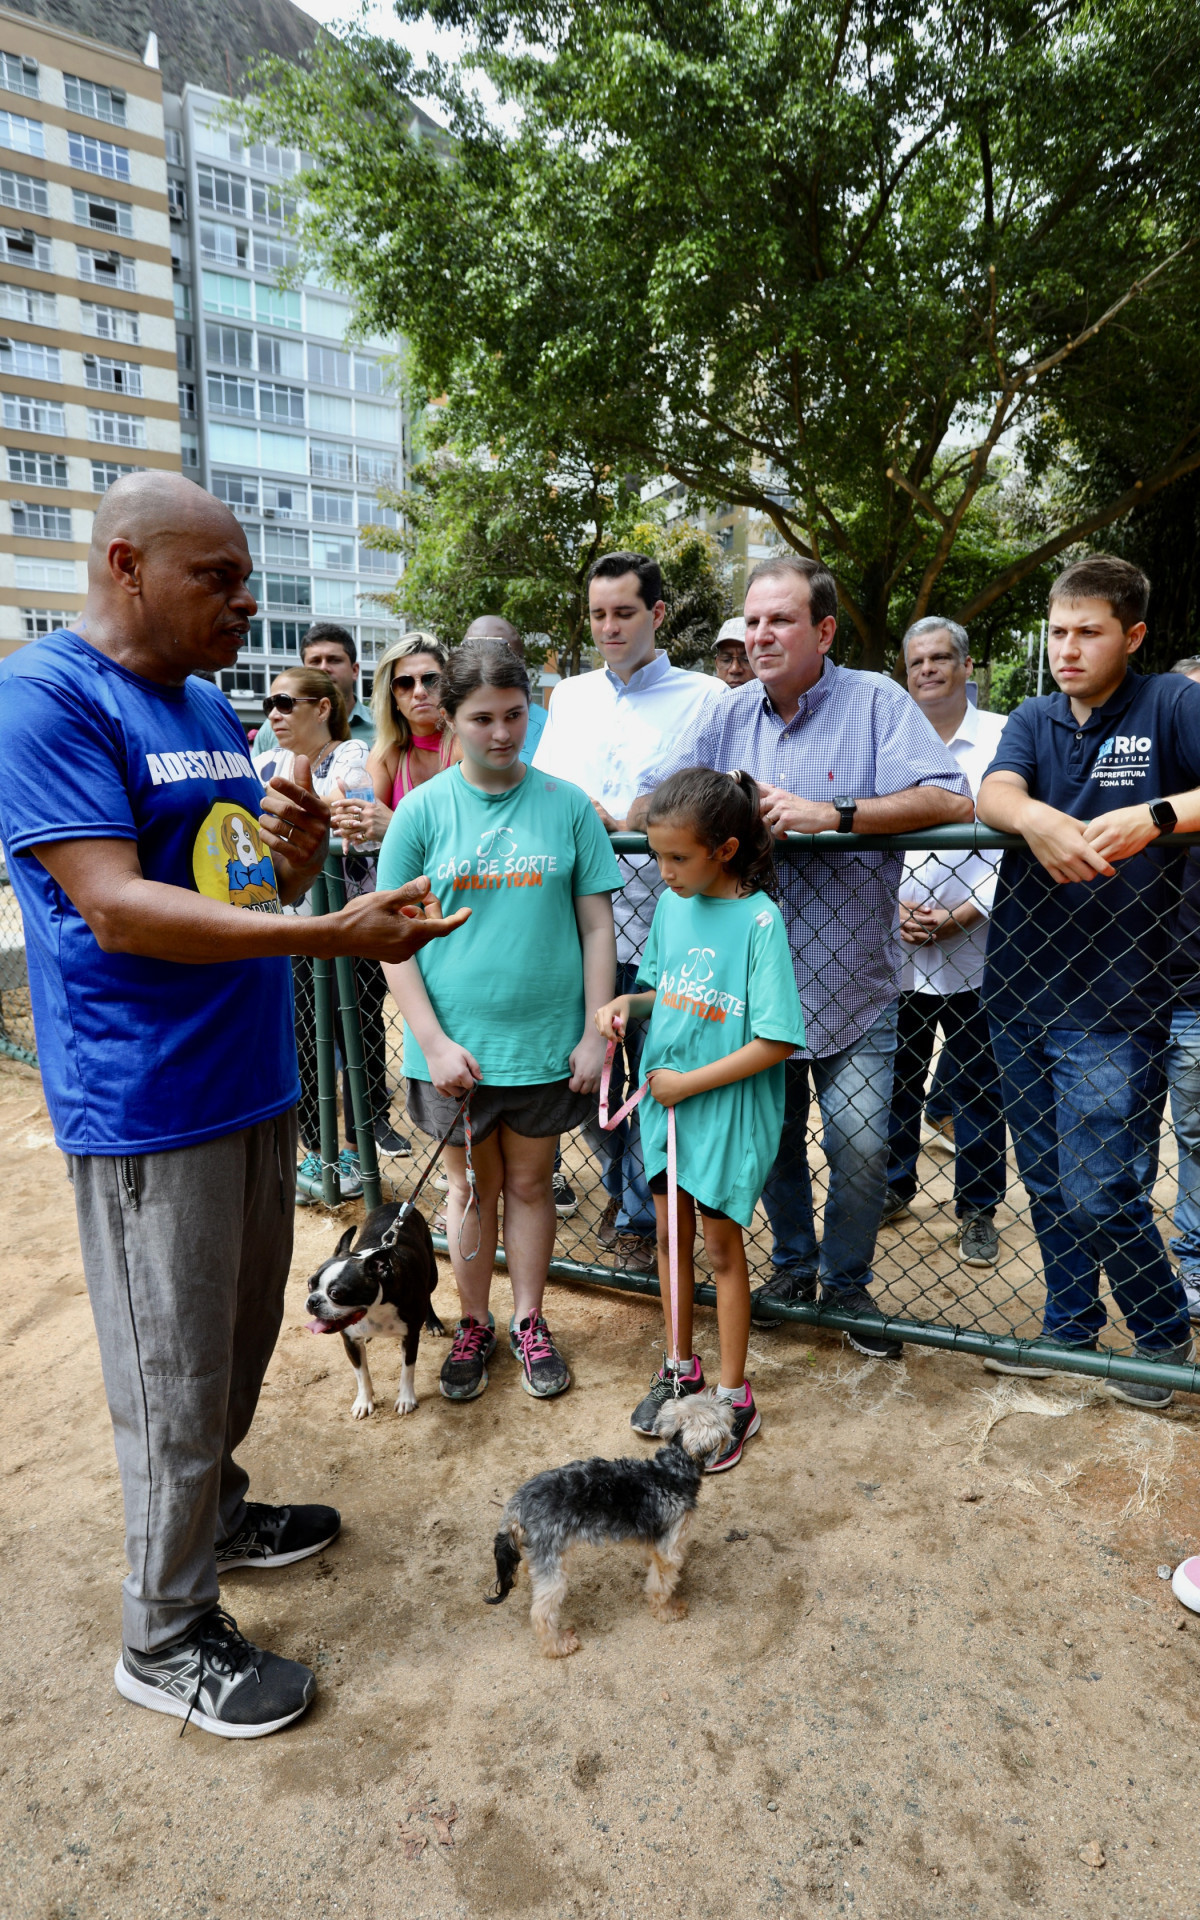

{"left": 247, "top": 0, "right": 1200, "bottom": 668}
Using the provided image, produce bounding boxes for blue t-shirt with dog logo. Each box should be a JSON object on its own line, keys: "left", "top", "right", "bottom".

{"left": 0, "top": 629, "right": 299, "bottom": 1154}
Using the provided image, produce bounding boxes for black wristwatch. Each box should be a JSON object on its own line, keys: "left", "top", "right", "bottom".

{"left": 1148, "top": 798, "right": 1178, "bottom": 834}
{"left": 832, "top": 795, "right": 858, "bottom": 835}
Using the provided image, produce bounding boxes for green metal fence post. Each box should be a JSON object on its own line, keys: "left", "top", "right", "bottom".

{"left": 308, "top": 870, "right": 342, "bottom": 1209}
{"left": 322, "top": 853, "right": 384, "bottom": 1214}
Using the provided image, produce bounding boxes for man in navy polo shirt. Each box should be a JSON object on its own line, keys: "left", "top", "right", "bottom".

{"left": 977, "top": 554, "right": 1200, "bottom": 1408}
{"left": 0, "top": 473, "right": 468, "bottom": 1738}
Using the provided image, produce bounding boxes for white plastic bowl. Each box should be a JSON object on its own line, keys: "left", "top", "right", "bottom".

{"left": 1171, "top": 1557, "right": 1200, "bottom": 1614}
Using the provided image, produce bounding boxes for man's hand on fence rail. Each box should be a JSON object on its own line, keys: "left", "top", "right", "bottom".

{"left": 977, "top": 772, "right": 1116, "bottom": 884}
{"left": 314, "top": 879, "right": 471, "bottom": 965}
{"left": 1082, "top": 803, "right": 1169, "bottom": 865}
{"left": 258, "top": 755, "right": 331, "bottom": 900}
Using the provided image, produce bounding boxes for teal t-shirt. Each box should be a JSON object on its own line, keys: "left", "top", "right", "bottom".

{"left": 635, "top": 891, "right": 806, "bottom": 1229}
{"left": 377, "top": 764, "right": 622, "bottom": 1086}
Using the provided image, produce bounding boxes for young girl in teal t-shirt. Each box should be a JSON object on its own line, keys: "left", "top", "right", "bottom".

{"left": 595, "top": 769, "right": 806, "bottom": 1472}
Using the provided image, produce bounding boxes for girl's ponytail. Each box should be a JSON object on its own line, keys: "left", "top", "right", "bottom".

{"left": 646, "top": 767, "right": 779, "bottom": 899}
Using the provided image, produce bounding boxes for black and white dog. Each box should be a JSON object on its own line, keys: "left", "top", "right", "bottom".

{"left": 484, "top": 1395, "right": 733, "bottom": 1656}
{"left": 304, "top": 1203, "right": 443, "bottom": 1419}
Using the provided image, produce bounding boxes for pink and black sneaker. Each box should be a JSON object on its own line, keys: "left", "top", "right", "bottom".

{"left": 704, "top": 1384, "right": 761, "bottom": 1473}
{"left": 630, "top": 1354, "right": 706, "bottom": 1435}
{"left": 439, "top": 1314, "right": 496, "bottom": 1401}
{"left": 510, "top": 1313, "right": 571, "bottom": 1398}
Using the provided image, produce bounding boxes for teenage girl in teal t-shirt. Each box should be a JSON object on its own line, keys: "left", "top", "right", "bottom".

{"left": 595, "top": 769, "right": 805, "bottom": 1472}
{"left": 380, "top": 642, "right": 620, "bottom": 1406}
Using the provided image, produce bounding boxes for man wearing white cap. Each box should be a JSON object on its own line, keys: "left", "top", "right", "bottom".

{"left": 713, "top": 616, "right": 753, "bottom": 689}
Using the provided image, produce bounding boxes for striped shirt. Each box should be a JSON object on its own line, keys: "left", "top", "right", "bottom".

{"left": 638, "top": 659, "right": 970, "bottom": 1057}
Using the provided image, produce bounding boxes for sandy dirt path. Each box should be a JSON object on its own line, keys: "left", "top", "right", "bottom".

{"left": 2, "top": 1061, "right": 1199, "bottom": 1920}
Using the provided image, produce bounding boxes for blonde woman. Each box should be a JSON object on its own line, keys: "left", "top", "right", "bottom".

{"left": 330, "top": 634, "right": 458, "bottom": 849}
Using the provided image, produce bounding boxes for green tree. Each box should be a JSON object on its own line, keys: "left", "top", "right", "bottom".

{"left": 247, "top": 0, "right": 1200, "bottom": 669}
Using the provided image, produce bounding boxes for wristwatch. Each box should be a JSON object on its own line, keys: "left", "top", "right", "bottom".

{"left": 1148, "top": 797, "right": 1178, "bottom": 834}
{"left": 832, "top": 795, "right": 858, "bottom": 835}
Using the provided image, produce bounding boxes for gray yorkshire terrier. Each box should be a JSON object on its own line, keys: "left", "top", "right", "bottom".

{"left": 484, "top": 1395, "right": 733, "bottom": 1656}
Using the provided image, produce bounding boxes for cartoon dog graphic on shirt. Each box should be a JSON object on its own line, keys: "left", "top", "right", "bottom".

{"left": 193, "top": 801, "right": 281, "bottom": 912}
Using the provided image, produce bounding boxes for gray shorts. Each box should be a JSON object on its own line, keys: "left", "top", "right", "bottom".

{"left": 406, "top": 1076, "right": 594, "bottom": 1147}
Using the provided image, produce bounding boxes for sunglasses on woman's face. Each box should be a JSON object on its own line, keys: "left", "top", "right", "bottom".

{"left": 262, "top": 693, "right": 321, "bottom": 716}
{"left": 391, "top": 671, "right": 440, "bottom": 695}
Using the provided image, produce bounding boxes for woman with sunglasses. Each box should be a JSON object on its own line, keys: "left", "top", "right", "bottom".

{"left": 329, "top": 634, "right": 458, "bottom": 851}
{"left": 253, "top": 667, "right": 390, "bottom": 1196}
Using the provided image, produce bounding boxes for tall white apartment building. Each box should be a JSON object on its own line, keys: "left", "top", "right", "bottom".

{"left": 166, "top": 85, "right": 409, "bottom": 715}
{"left": 0, "top": 4, "right": 180, "bottom": 654}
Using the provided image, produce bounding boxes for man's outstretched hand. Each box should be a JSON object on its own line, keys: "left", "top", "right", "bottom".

{"left": 322, "top": 877, "right": 470, "bottom": 963}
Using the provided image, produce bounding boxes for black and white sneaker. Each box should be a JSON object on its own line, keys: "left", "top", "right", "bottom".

{"left": 115, "top": 1607, "right": 315, "bottom": 1739}
{"left": 552, "top": 1170, "right": 578, "bottom": 1217}
{"left": 958, "top": 1212, "right": 999, "bottom": 1267}
{"left": 822, "top": 1284, "right": 903, "bottom": 1360}
{"left": 373, "top": 1119, "right": 412, "bottom": 1157}
{"left": 215, "top": 1502, "right": 340, "bottom": 1571}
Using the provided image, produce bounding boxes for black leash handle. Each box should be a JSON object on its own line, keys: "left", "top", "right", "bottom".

{"left": 381, "top": 1085, "right": 475, "bottom": 1247}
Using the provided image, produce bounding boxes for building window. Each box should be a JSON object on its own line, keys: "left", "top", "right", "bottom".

{"left": 0, "top": 53, "right": 39, "bottom": 100}
{"left": 267, "top": 619, "right": 305, "bottom": 656}
{"left": 81, "top": 300, "right": 138, "bottom": 344}
{"left": 258, "top": 380, "right": 303, "bottom": 424}
{"left": 313, "top": 578, "right": 357, "bottom": 617}
{"left": 310, "top": 440, "right": 353, "bottom": 481}
{"left": 0, "top": 338, "right": 59, "bottom": 380}
{"left": 0, "top": 110, "right": 43, "bottom": 158}
{"left": 212, "top": 471, "right": 259, "bottom": 512}
{"left": 359, "top": 497, "right": 397, "bottom": 527}
{"left": 357, "top": 451, "right": 396, "bottom": 485}
{"left": 67, "top": 132, "right": 130, "bottom": 182}
{"left": 0, "top": 166, "right": 47, "bottom": 215}
{"left": 174, "top": 279, "right": 192, "bottom": 321}
{"left": 220, "top": 663, "right": 267, "bottom": 697}
{"left": 312, "top": 487, "right": 354, "bottom": 526}
{"left": 263, "top": 481, "right": 305, "bottom": 518}
{"left": 202, "top": 271, "right": 251, "bottom": 320}
{"left": 72, "top": 188, "right": 134, "bottom": 238}
{"left": 11, "top": 501, "right": 71, "bottom": 538}
{"left": 354, "top": 356, "right": 384, "bottom": 395}
{"left": 200, "top": 220, "right": 248, "bottom": 269}
{"left": 358, "top": 545, "right": 394, "bottom": 574}
{"left": 2, "top": 391, "right": 64, "bottom": 434}
{"left": 0, "top": 281, "right": 54, "bottom": 325}
{"left": 263, "top": 572, "right": 311, "bottom": 610}
{"left": 314, "top": 535, "right": 355, "bottom": 570}
{"left": 15, "top": 555, "right": 77, "bottom": 589}
{"left": 176, "top": 332, "right": 194, "bottom": 372}
{"left": 247, "top": 141, "right": 299, "bottom": 178}
{"left": 309, "top": 343, "right": 351, "bottom": 388}
{"left": 64, "top": 76, "right": 126, "bottom": 127}
{"left": 166, "top": 178, "right": 186, "bottom": 221}
{"left": 264, "top": 526, "right": 308, "bottom": 564}
{"left": 165, "top": 127, "right": 183, "bottom": 165}
{"left": 253, "top": 234, "right": 298, "bottom": 276}
{"left": 206, "top": 322, "right": 253, "bottom": 369}
{"left": 177, "top": 382, "right": 195, "bottom": 418}
{"left": 257, "top": 333, "right": 302, "bottom": 378}
{"left": 84, "top": 353, "right": 142, "bottom": 396}
{"left": 253, "top": 283, "right": 300, "bottom": 330}
{"left": 251, "top": 182, "right": 296, "bottom": 227}
{"left": 77, "top": 247, "right": 136, "bottom": 290}
{"left": 197, "top": 166, "right": 247, "bottom": 217}
{"left": 208, "top": 371, "right": 256, "bottom": 415}
{"left": 3, "top": 226, "right": 51, "bottom": 271}
{"left": 309, "top": 391, "right": 351, "bottom": 434}
{"left": 8, "top": 447, "right": 68, "bottom": 486}
{"left": 181, "top": 431, "right": 199, "bottom": 468}
{"left": 22, "top": 609, "right": 74, "bottom": 640}
{"left": 87, "top": 407, "right": 147, "bottom": 448}
{"left": 91, "top": 458, "right": 143, "bottom": 490}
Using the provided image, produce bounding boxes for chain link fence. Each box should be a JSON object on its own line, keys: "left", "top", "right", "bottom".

{"left": 306, "top": 827, "right": 1200, "bottom": 1401}
{"left": 0, "top": 858, "right": 35, "bottom": 1065}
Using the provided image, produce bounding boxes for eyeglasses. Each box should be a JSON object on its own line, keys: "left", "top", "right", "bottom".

{"left": 262, "top": 693, "right": 321, "bottom": 716}
{"left": 391, "top": 671, "right": 441, "bottom": 695}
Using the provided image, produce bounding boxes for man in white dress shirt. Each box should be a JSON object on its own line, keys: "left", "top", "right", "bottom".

{"left": 533, "top": 551, "right": 722, "bottom": 1270}
{"left": 885, "top": 617, "right": 1009, "bottom": 1266}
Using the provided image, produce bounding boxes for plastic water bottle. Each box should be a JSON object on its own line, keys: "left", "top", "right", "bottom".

{"left": 341, "top": 771, "right": 375, "bottom": 849}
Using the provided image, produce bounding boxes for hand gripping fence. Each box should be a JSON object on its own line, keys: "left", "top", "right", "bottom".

{"left": 300, "top": 826, "right": 1200, "bottom": 1399}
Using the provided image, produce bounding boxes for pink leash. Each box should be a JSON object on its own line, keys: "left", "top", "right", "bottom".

{"left": 599, "top": 1032, "right": 680, "bottom": 1381}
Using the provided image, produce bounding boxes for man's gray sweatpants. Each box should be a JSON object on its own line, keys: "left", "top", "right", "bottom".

{"left": 70, "top": 1110, "right": 298, "bottom": 1654}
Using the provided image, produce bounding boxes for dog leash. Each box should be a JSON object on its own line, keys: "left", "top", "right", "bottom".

{"left": 381, "top": 1084, "right": 480, "bottom": 1259}
{"left": 599, "top": 1032, "right": 680, "bottom": 1387}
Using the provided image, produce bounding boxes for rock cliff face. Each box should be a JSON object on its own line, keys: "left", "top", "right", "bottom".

{"left": 6, "top": 0, "right": 321, "bottom": 96}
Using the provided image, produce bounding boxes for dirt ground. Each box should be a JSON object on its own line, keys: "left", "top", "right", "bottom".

{"left": 4, "top": 1060, "right": 1200, "bottom": 1920}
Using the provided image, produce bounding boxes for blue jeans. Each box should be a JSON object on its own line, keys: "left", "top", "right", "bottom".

{"left": 989, "top": 1018, "right": 1189, "bottom": 1351}
{"left": 761, "top": 1001, "right": 899, "bottom": 1293}
{"left": 887, "top": 990, "right": 1006, "bottom": 1217}
{"left": 597, "top": 959, "right": 654, "bottom": 1236}
{"left": 1166, "top": 1008, "right": 1200, "bottom": 1289}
